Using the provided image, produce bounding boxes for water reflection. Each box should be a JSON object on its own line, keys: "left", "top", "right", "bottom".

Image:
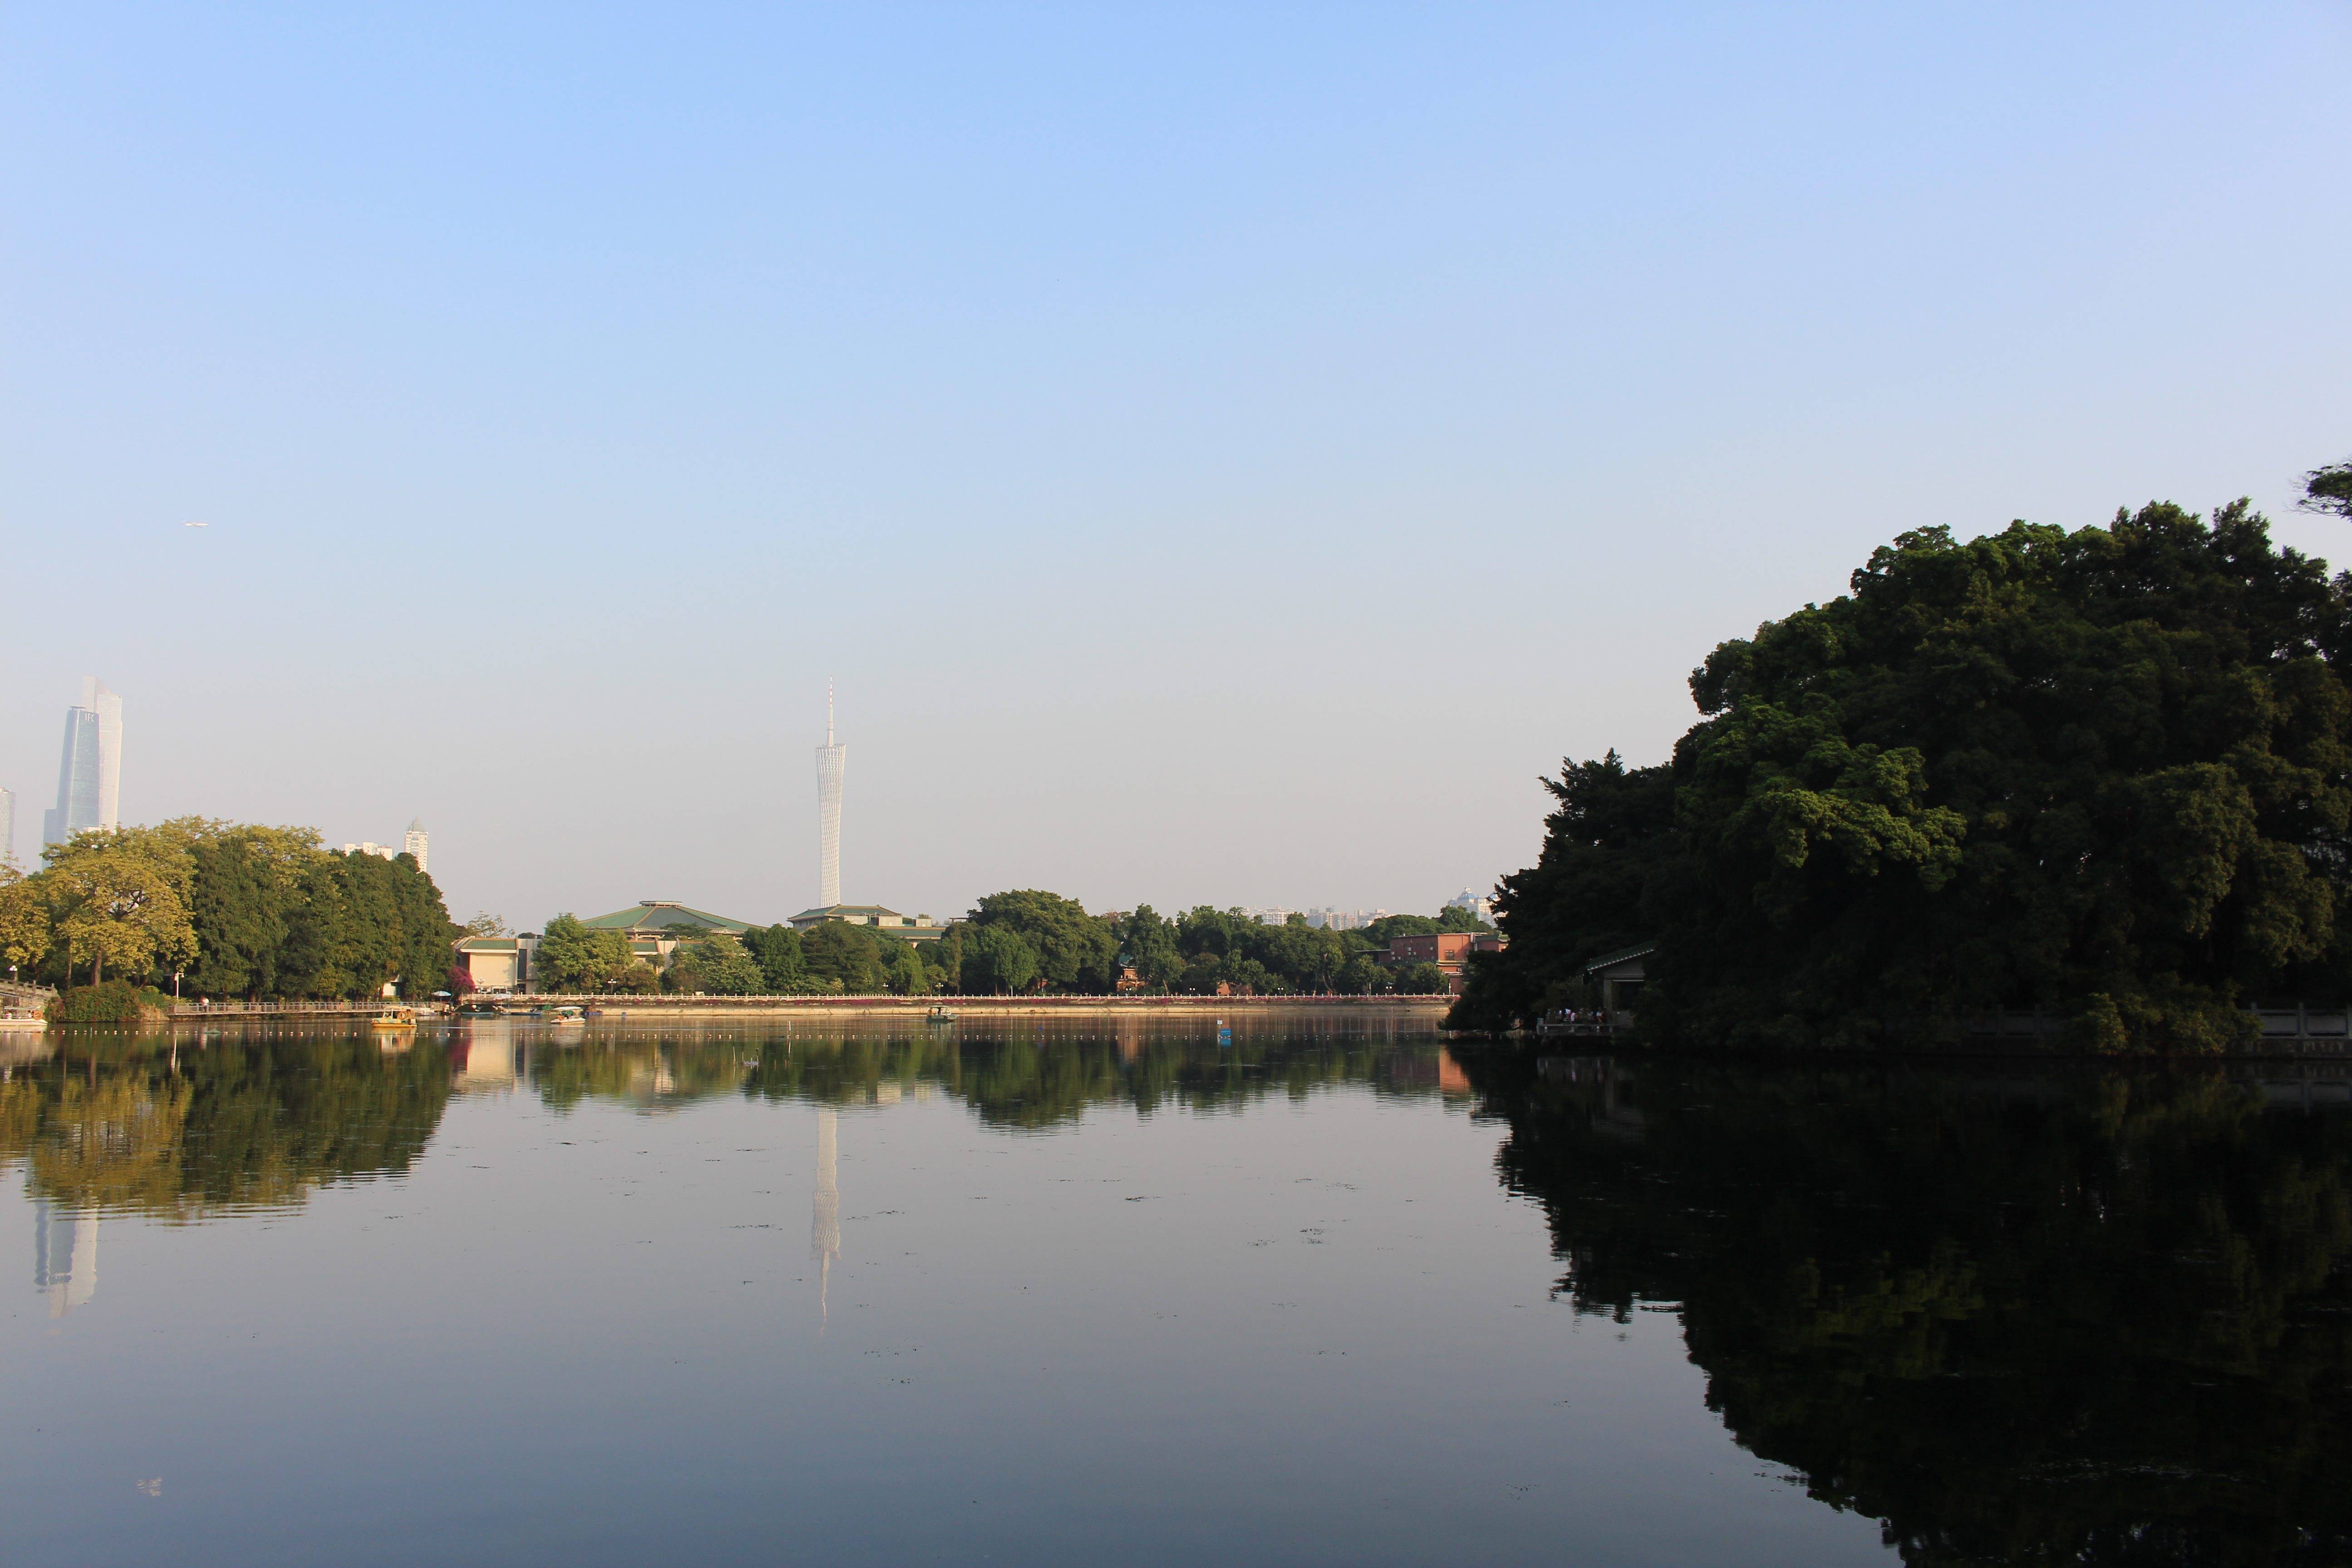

{"left": 34, "top": 1198, "right": 96, "bottom": 1317}
{"left": 813, "top": 1105, "right": 839, "bottom": 1324}
{"left": 0, "top": 1016, "right": 1451, "bottom": 1228}
{"left": 2, "top": 1032, "right": 454, "bottom": 1220}
{"left": 22, "top": 1019, "right": 2335, "bottom": 1560}
{"left": 1457, "top": 1051, "right": 2352, "bottom": 1565}
{"left": 494, "top": 1011, "right": 1452, "bottom": 1126}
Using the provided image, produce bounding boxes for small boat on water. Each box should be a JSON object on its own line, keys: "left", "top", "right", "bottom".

{"left": 371, "top": 1006, "right": 418, "bottom": 1031}
{"left": 926, "top": 1006, "right": 957, "bottom": 1023}
{"left": 542, "top": 1004, "right": 587, "bottom": 1026}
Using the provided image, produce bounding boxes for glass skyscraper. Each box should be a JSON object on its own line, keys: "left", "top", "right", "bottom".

{"left": 42, "top": 677, "right": 122, "bottom": 846}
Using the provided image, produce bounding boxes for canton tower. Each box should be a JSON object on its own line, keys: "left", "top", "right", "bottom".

{"left": 816, "top": 683, "right": 846, "bottom": 908}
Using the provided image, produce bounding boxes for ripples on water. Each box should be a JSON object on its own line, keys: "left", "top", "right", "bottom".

{"left": 4, "top": 1016, "right": 2347, "bottom": 1565}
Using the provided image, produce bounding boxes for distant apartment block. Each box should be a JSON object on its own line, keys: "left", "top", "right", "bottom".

{"left": 1445, "top": 887, "right": 1496, "bottom": 925}
{"left": 1304, "top": 907, "right": 1392, "bottom": 931}
{"left": 342, "top": 819, "right": 428, "bottom": 873}
{"left": 42, "top": 677, "right": 121, "bottom": 846}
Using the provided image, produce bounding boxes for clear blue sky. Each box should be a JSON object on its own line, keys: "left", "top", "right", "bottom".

{"left": 5, "top": 3, "right": 2348, "bottom": 928}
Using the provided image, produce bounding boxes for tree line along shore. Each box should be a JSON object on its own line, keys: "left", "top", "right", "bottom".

{"left": 0, "top": 826, "right": 1488, "bottom": 1017}
{"left": 1451, "top": 460, "right": 2352, "bottom": 1052}
{"left": 527, "top": 893, "right": 1487, "bottom": 1001}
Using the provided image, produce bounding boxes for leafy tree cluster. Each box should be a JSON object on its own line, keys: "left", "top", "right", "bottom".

{"left": 529, "top": 915, "right": 939, "bottom": 996}
{"left": 2, "top": 820, "right": 457, "bottom": 1000}
{"left": 520, "top": 892, "right": 1485, "bottom": 999}
{"left": 529, "top": 915, "right": 657, "bottom": 994}
{"left": 927, "top": 892, "right": 1476, "bottom": 996}
{"left": 1455, "top": 490, "right": 2352, "bottom": 1049}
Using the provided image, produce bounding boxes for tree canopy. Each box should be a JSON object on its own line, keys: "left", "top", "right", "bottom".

{"left": 532, "top": 915, "right": 634, "bottom": 993}
{"left": 1455, "top": 498, "right": 2352, "bottom": 1049}
{"left": 2302, "top": 457, "right": 2352, "bottom": 521}
{"left": 4, "top": 820, "right": 456, "bottom": 1000}
{"left": 970, "top": 890, "right": 1119, "bottom": 992}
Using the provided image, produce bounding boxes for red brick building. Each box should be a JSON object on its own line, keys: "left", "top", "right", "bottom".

{"left": 1382, "top": 931, "right": 1504, "bottom": 995}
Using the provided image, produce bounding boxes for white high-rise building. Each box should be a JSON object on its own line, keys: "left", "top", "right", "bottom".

{"left": 404, "top": 818, "right": 429, "bottom": 875}
{"left": 815, "top": 684, "right": 846, "bottom": 908}
{"left": 42, "top": 677, "right": 121, "bottom": 846}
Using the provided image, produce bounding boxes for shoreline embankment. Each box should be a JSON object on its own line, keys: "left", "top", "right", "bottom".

{"left": 158, "top": 995, "right": 1457, "bottom": 1024}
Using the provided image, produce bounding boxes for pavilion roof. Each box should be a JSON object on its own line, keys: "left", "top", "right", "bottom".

{"left": 579, "top": 902, "right": 755, "bottom": 936}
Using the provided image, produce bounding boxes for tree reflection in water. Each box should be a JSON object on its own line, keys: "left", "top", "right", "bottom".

{"left": 0, "top": 1031, "right": 455, "bottom": 1218}
{"left": 0, "top": 1013, "right": 1459, "bottom": 1218}
{"left": 1455, "top": 1050, "right": 2352, "bottom": 1566}
{"left": 507, "top": 1012, "right": 1458, "bottom": 1127}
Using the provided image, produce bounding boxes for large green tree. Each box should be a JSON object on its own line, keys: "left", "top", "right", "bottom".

{"left": 800, "top": 921, "right": 890, "bottom": 992}
{"left": 277, "top": 849, "right": 456, "bottom": 999}
{"left": 970, "top": 890, "right": 1119, "bottom": 992}
{"left": 1457, "top": 499, "right": 2352, "bottom": 1049}
{"left": 1449, "top": 754, "right": 1677, "bottom": 1028}
{"left": 40, "top": 830, "right": 198, "bottom": 988}
{"left": 530, "top": 914, "right": 632, "bottom": 993}
{"left": 1116, "top": 906, "right": 1185, "bottom": 991}
{"left": 740, "top": 924, "right": 811, "bottom": 991}
{"left": 664, "top": 934, "right": 767, "bottom": 995}
{"left": 962, "top": 925, "right": 1040, "bottom": 994}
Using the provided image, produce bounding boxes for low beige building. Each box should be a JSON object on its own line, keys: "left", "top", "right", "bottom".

{"left": 455, "top": 935, "right": 531, "bottom": 992}
{"left": 787, "top": 904, "right": 945, "bottom": 943}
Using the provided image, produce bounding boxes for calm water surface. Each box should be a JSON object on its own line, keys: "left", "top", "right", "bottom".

{"left": 4, "top": 1014, "right": 2347, "bottom": 1565}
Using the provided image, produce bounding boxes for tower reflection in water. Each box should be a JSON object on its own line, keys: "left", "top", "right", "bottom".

{"left": 811, "top": 1107, "right": 839, "bottom": 1327}
{"left": 33, "top": 1199, "right": 95, "bottom": 1318}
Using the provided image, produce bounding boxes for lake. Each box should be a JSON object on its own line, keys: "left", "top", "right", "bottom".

{"left": 5, "top": 1014, "right": 2347, "bottom": 1565}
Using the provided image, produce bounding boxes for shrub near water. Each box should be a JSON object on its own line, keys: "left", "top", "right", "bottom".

{"left": 47, "top": 980, "right": 167, "bottom": 1025}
